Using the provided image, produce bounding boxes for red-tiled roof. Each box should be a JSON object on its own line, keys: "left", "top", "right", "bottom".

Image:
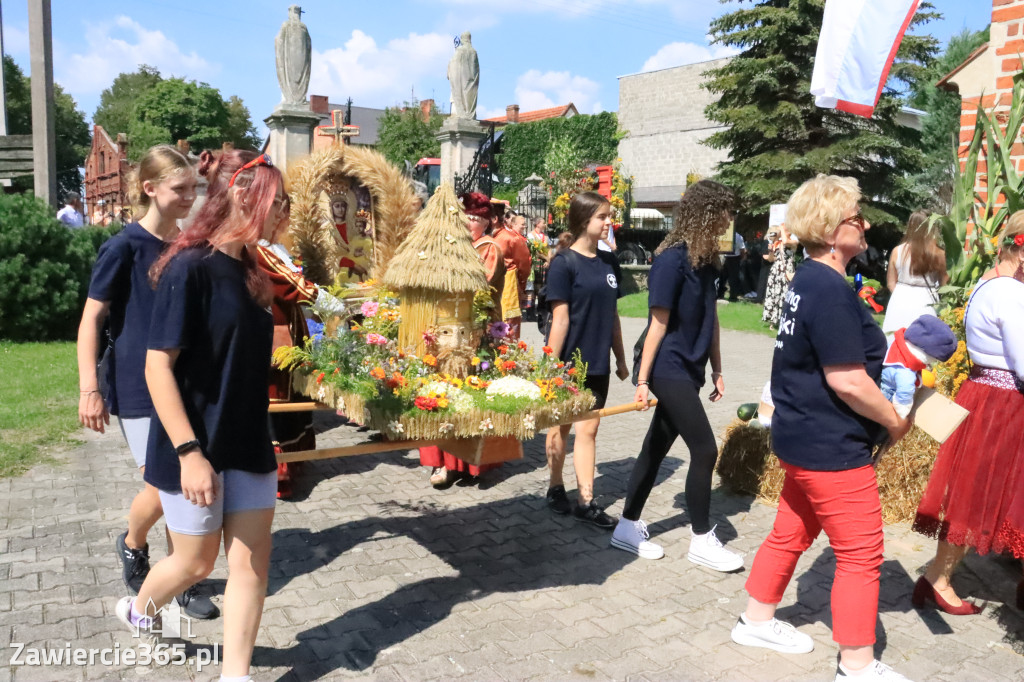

{"left": 483, "top": 103, "right": 578, "bottom": 124}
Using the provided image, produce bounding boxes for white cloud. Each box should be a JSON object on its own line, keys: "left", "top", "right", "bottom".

{"left": 641, "top": 41, "right": 739, "bottom": 72}
{"left": 512, "top": 69, "right": 603, "bottom": 114}
{"left": 1, "top": 23, "right": 30, "bottom": 56}
{"left": 310, "top": 30, "right": 451, "bottom": 106}
{"left": 56, "top": 16, "right": 215, "bottom": 99}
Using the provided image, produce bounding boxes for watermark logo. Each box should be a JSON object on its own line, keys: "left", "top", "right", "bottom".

{"left": 9, "top": 597, "right": 219, "bottom": 671}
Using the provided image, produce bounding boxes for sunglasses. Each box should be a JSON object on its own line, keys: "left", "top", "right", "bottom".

{"left": 840, "top": 211, "right": 866, "bottom": 230}
{"left": 228, "top": 153, "right": 273, "bottom": 188}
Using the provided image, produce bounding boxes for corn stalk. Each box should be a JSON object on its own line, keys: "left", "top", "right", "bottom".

{"left": 931, "top": 77, "right": 1024, "bottom": 307}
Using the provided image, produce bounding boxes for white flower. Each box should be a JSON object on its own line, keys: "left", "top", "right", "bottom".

{"left": 316, "top": 385, "right": 328, "bottom": 402}
{"left": 439, "top": 422, "right": 455, "bottom": 434}
{"left": 523, "top": 415, "right": 536, "bottom": 431}
{"left": 479, "top": 418, "right": 494, "bottom": 432}
{"left": 551, "top": 408, "right": 560, "bottom": 419}
{"left": 388, "top": 420, "right": 404, "bottom": 434}
{"left": 417, "top": 382, "right": 473, "bottom": 412}
{"left": 485, "top": 376, "right": 542, "bottom": 401}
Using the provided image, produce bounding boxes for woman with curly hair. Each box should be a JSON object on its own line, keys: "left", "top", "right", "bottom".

{"left": 610, "top": 180, "right": 740, "bottom": 568}
{"left": 762, "top": 224, "right": 798, "bottom": 329}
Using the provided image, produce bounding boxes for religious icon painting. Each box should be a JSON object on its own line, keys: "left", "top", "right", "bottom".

{"left": 318, "top": 171, "right": 375, "bottom": 284}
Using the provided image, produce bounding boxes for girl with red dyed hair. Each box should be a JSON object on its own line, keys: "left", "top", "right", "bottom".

{"left": 115, "top": 149, "right": 290, "bottom": 681}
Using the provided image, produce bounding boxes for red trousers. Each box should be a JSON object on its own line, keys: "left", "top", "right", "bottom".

{"left": 745, "top": 462, "right": 883, "bottom": 646}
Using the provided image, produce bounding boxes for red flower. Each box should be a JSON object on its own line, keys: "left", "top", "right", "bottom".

{"left": 414, "top": 396, "right": 439, "bottom": 411}
{"left": 542, "top": 346, "right": 553, "bottom": 355}
{"left": 553, "top": 377, "right": 565, "bottom": 387}
{"left": 316, "top": 372, "right": 326, "bottom": 384}
{"left": 1015, "top": 234, "right": 1024, "bottom": 247}
{"left": 567, "top": 367, "right": 577, "bottom": 376}
{"left": 517, "top": 340, "right": 528, "bottom": 350}
{"left": 498, "top": 345, "right": 509, "bottom": 355}
{"left": 502, "top": 360, "right": 517, "bottom": 371}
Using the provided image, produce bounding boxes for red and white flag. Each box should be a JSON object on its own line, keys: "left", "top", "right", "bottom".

{"left": 810, "top": 0, "right": 920, "bottom": 118}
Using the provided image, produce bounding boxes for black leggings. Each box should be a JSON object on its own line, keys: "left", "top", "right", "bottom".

{"left": 623, "top": 376, "right": 718, "bottom": 534}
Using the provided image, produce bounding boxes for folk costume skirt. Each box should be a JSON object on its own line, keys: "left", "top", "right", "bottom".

{"left": 913, "top": 367, "right": 1024, "bottom": 558}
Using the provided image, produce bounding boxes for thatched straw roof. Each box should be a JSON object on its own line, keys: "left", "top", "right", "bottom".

{"left": 383, "top": 182, "right": 488, "bottom": 293}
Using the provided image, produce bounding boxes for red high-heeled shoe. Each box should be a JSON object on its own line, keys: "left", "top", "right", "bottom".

{"left": 911, "top": 576, "right": 982, "bottom": 615}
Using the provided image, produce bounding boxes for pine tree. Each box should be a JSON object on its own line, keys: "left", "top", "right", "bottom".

{"left": 703, "top": 0, "right": 939, "bottom": 233}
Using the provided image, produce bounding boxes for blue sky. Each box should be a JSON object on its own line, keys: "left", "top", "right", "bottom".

{"left": 0, "top": 0, "right": 993, "bottom": 133}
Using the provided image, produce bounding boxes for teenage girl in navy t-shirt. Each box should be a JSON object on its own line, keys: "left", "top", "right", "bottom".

{"left": 544, "top": 191, "right": 628, "bottom": 529}
{"left": 76, "top": 145, "right": 217, "bottom": 618}
{"left": 611, "top": 180, "right": 743, "bottom": 570}
{"left": 115, "top": 150, "right": 288, "bottom": 681}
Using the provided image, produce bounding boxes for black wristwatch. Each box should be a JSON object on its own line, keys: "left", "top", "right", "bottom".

{"left": 174, "top": 439, "right": 202, "bottom": 456}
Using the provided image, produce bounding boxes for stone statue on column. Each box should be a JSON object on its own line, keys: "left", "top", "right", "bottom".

{"left": 447, "top": 32, "right": 479, "bottom": 120}
{"left": 275, "top": 5, "right": 311, "bottom": 109}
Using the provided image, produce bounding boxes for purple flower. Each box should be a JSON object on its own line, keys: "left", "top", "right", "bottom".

{"left": 487, "top": 321, "right": 510, "bottom": 339}
{"left": 480, "top": 361, "right": 491, "bottom": 371}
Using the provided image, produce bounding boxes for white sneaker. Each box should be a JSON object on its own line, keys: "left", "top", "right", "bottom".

{"left": 610, "top": 518, "right": 664, "bottom": 559}
{"left": 835, "top": 660, "right": 912, "bottom": 681}
{"left": 730, "top": 614, "right": 814, "bottom": 654}
{"left": 687, "top": 525, "right": 743, "bottom": 571}
{"left": 115, "top": 596, "right": 154, "bottom": 634}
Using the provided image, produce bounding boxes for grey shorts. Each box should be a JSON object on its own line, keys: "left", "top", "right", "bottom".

{"left": 118, "top": 417, "right": 151, "bottom": 469}
{"left": 158, "top": 469, "right": 277, "bottom": 536}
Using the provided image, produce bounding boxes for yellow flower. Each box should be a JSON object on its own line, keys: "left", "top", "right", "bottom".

{"left": 471, "top": 357, "right": 481, "bottom": 366}
{"left": 437, "top": 397, "right": 449, "bottom": 409}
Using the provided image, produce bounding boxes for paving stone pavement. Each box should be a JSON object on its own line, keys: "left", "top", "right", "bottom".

{"left": 3, "top": 312, "right": 1023, "bottom": 681}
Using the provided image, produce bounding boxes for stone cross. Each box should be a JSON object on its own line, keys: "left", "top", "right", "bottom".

{"left": 316, "top": 109, "right": 359, "bottom": 145}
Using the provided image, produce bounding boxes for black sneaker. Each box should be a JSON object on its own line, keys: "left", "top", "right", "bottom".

{"left": 574, "top": 501, "right": 617, "bottom": 529}
{"left": 116, "top": 531, "right": 150, "bottom": 595}
{"left": 177, "top": 584, "right": 219, "bottom": 620}
{"left": 546, "top": 485, "right": 572, "bottom": 515}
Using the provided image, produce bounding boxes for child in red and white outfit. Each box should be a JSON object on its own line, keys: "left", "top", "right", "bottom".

{"left": 880, "top": 315, "right": 957, "bottom": 418}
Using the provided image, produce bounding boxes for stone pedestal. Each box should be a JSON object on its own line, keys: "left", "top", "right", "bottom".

{"left": 437, "top": 117, "right": 487, "bottom": 186}
{"left": 264, "top": 106, "right": 322, "bottom": 178}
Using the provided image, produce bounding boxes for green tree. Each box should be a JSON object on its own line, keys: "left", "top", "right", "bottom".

{"left": 906, "top": 27, "right": 989, "bottom": 212}
{"left": 223, "top": 95, "right": 262, "bottom": 150}
{"left": 2, "top": 55, "right": 91, "bottom": 199}
{"left": 92, "top": 65, "right": 163, "bottom": 137}
{"left": 127, "top": 78, "right": 231, "bottom": 158}
{"left": 376, "top": 102, "right": 443, "bottom": 168}
{"left": 703, "top": 0, "right": 939, "bottom": 235}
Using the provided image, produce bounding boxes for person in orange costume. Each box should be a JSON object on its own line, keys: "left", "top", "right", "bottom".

{"left": 256, "top": 239, "right": 337, "bottom": 498}
{"left": 490, "top": 202, "right": 531, "bottom": 339}
{"left": 418, "top": 192, "right": 507, "bottom": 488}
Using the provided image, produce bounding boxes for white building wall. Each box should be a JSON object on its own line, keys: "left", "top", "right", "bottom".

{"left": 618, "top": 59, "right": 731, "bottom": 199}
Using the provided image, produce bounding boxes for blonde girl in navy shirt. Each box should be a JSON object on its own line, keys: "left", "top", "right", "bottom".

{"left": 115, "top": 150, "right": 289, "bottom": 682}
{"left": 76, "top": 145, "right": 216, "bottom": 619}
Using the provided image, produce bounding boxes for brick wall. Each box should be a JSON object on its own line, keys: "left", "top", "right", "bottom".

{"left": 956, "top": 0, "right": 1024, "bottom": 201}
{"left": 618, "top": 59, "right": 731, "bottom": 197}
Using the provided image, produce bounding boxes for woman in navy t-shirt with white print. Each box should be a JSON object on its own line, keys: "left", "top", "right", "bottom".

{"left": 611, "top": 180, "right": 741, "bottom": 569}
{"left": 730, "top": 175, "right": 912, "bottom": 682}
{"left": 115, "top": 150, "right": 288, "bottom": 682}
{"left": 544, "top": 191, "right": 628, "bottom": 529}
{"left": 76, "top": 145, "right": 217, "bottom": 619}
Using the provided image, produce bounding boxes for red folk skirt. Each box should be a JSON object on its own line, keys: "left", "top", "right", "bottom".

{"left": 912, "top": 367, "right": 1024, "bottom": 558}
{"left": 418, "top": 447, "right": 500, "bottom": 477}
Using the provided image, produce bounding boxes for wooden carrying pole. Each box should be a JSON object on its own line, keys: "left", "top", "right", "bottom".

{"left": 274, "top": 398, "right": 658, "bottom": 464}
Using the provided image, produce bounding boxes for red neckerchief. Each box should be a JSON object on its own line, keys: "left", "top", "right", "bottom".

{"left": 884, "top": 328, "right": 927, "bottom": 372}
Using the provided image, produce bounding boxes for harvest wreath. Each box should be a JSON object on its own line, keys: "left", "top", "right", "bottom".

{"left": 273, "top": 182, "right": 595, "bottom": 443}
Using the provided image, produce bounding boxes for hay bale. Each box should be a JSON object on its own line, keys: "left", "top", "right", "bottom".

{"left": 716, "top": 420, "right": 774, "bottom": 496}
{"left": 718, "top": 420, "right": 940, "bottom": 524}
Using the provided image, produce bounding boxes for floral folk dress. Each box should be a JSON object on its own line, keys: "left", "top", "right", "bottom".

{"left": 762, "top": 244, "right": 795, "bottom": 328}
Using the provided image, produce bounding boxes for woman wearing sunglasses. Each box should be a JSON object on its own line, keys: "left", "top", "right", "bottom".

{"left": 116, "top": 151, "right": 288, "bottom": 682}
{"left": 730, "top": 175, "right": 912, "bottom": 682}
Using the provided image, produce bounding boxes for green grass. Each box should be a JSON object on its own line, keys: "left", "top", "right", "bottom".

{"left": 0, "top": 342, "right": 80, "bottom": 477}
{"left": 618, "top": 292, "right": 776, "bottom": 337}
{"left": 619, "top": 292, "right": 886, "bottom": 335}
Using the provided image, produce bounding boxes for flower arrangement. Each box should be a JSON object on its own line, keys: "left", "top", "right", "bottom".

{"left": 273, "top": 288, "right": 594, "bottom": 440}
{"left": 933, "top": 302, "right": 970, "bottom": 398}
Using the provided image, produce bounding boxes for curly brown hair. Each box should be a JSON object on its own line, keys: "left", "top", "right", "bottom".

{"left": 655, "top": 179, "right": 734, "bottom": 268}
